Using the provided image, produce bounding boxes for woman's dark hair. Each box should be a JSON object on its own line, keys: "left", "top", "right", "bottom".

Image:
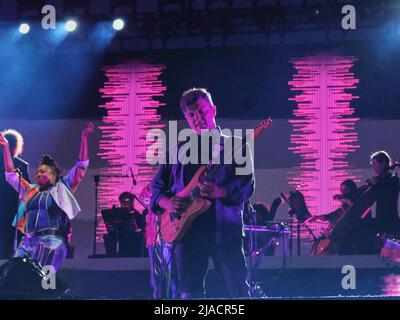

{"left": 40, "top": 154, "right": 61, "bottom": 180}
{"left": 370, "top": 150, "right": 393, "bottom": 168}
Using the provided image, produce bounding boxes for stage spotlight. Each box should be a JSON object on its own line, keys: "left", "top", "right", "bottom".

{"left": 19, "top": 23, "right": 30, "bottom": 34}
{"left": 65, "top": 20, "right": 78, "bottom": 32}
{"left": 112, "top": 18, "right": 125, "bottom": 31}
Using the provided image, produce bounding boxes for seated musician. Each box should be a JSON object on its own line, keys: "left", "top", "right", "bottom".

{"left": 103, "top": 192, "right": 145, "bottom": 257}
{"left": 118, "top": 191, "right": 144, "bottom": 233}
{"left": 335, "top": 151, "right": 400, "bottom": 254}
{"left": 119, "top": 191, "right": 135, "bottom": 208}
{"left": 308, "top": 179, "right": 361, "bottom": 227}
{"left": 307, "top": 179, "right": 372, "bottom": 254}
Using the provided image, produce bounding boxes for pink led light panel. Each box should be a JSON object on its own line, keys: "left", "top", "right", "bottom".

{"left": 288, "top": 55, "right": 360, "bottom": 226}
{"left": 97, "top": 62, "right": 166, "bottom": 244}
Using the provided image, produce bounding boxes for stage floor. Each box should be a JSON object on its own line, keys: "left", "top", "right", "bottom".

{"left": 1, "top": 255, "right": 400, "bottom": 299}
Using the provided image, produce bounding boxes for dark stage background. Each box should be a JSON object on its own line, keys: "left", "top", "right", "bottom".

{"left": 1, "top": 42, "right": 399, "bottom": 121}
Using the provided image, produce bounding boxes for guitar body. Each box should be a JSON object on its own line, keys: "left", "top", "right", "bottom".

{"left": 161, "top": 166, "right": 212, "bottom": 243}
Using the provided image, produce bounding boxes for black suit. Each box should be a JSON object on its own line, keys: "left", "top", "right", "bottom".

{"left": 0, "top": 156, "right": 30, "bottom": 259}
{"left": 374, "top": 173, "right": 400, "bottom": 235}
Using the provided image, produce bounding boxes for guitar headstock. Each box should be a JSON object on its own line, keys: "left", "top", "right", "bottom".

{"left": 247, "top": 118, "right": 272, "bottom": 140}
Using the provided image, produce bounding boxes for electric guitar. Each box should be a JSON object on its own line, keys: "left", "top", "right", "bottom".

{"left": 160, "top": 118, "right": 272, "bottom": 243}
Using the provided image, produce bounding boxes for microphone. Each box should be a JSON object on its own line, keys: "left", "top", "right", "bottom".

{"left": 129, "top": 167, "right": 137, "bottom": 186}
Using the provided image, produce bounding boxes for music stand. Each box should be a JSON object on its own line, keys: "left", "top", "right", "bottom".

{"left": 91, "top": 174, "right": 130, "bottom": 257}
{"left": 101, "top": 207, "right": 143, "bottom": 257}
{"left": 280, "top": 191, "right": 315, "bottom": 256}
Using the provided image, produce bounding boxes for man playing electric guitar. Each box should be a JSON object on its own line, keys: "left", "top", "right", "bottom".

{"left": 150, "top": 88, "right": 264, "bottom": 299}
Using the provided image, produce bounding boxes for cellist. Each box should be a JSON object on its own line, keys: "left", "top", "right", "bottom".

{"left": 368, "top": 151, "right": 400, "bottom": 237}
{"left": 308, "top": 179, "right": 372, "bottom": 254}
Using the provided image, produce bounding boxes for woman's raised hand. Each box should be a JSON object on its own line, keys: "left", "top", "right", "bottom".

{"left": 0, "top": 132, "right": 9, "bottom": 148}
{"left": 82, "top": 122, "right": 95, "bottom": 137}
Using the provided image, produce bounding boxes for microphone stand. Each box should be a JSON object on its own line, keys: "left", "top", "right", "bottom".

{"left": 281, "top": 193, "right": 294, "bottom": 257}
{"left": 297, "top": 219, "right": 301, "bottom": 256}
{"left": 130, "top": 186, "right": 148, "bottom": 258}
{"left": 280, "top": 192, "right": 317, "bottom": 256}
{"left": 13, "top": 168, "right": 23, "bottom": 255}
{"left": 91, "top": 174, "right": 130, "bottom": 257}
{"left": 92, "top": 175, "right": 100, "bottom": 257}
{"left": 247, "top": 202, "right": 257, "bottom": 297}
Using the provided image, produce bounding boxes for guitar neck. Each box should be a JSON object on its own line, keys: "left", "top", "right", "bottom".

{"left": 191, "top": 118, "right": 272, "bottom": 196}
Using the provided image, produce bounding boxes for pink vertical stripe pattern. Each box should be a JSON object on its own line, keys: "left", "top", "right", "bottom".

{"left": 96, "top": 62, "right": 166, "bottom": 244}
{"left": 288, "top": 54, "right": 360, "bottom": 236}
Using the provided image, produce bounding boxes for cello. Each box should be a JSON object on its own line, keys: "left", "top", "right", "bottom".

{"left": 314, "top": 183, "right": 376, "bottom": 255}
{"left": 315, "top": 160, "right": 400, "bottom": 255}
{"left": 316, "top": 161, "right": 400, "bottom": 255}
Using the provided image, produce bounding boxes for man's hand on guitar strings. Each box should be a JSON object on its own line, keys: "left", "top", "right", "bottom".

{"left": 161, "top": 196, "right": 192, "bottom": 213}
{"left": 199, "top": 181, "right": 227, "bottom": 199}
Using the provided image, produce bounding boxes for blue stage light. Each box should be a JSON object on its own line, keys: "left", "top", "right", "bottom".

{"left": 112, "top": 19, "right": 125, "bottom": 31}
{"left": 65, "top": 20, "right": 78, "bottom": 32}
{"left": 19, "top": 23, "right": 30, "bottom": 34}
